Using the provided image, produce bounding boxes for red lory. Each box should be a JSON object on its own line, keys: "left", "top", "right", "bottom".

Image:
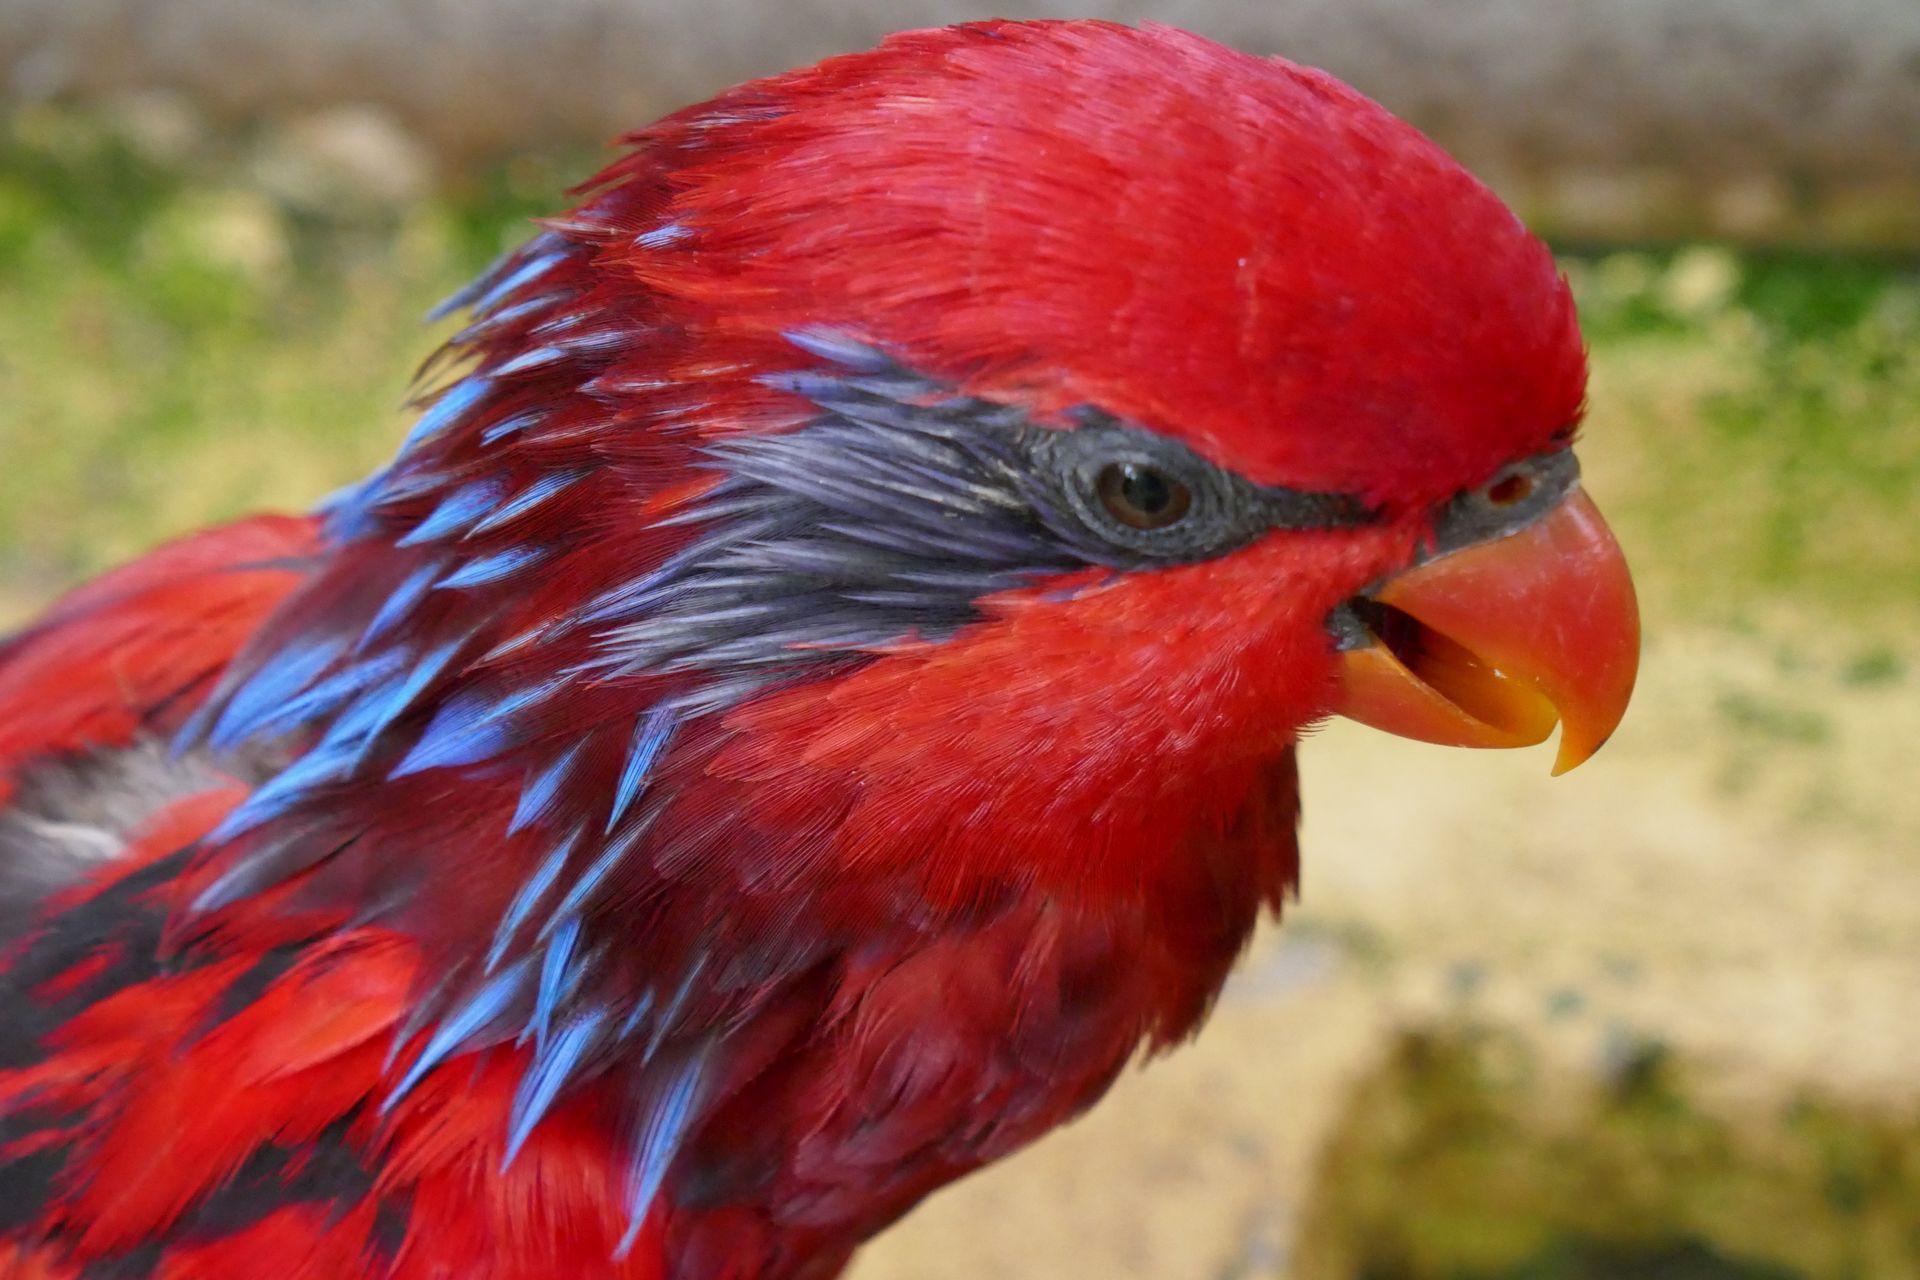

{"left": 0, "top": 19, "right": 1638, "bottom": 1280}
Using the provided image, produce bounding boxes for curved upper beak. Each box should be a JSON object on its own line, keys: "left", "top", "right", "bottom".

{"left": 1335, "top": 489, "right": 1640, "bottom": 774}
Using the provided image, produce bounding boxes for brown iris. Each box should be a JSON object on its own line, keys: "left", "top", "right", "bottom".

{"left": 1095, "top": 462, "right": 1192, "bottom": 530}
{"left": 1484, "top": 471, "right": 1537, "bottom": 507}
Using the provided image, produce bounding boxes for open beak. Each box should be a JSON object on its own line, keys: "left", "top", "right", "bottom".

{"left": 1335, "top": 490, "right": 1639, "bottom": 774}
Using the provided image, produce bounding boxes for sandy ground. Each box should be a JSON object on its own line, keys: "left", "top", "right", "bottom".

{"left": 852, "top": 621, "right": 1920, "bottom": 1279}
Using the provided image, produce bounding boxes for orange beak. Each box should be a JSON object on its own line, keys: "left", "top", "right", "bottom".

{"left": 1336, "top": 490, "right": 1639, "bottom": 774}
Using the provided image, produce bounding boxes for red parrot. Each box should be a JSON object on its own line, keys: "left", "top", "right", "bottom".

{"left": 0, "top": 20, "right": 1638, "bottom": 1280}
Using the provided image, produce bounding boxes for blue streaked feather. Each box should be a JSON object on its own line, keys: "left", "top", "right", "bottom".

{"left": 480, "top": 410, "right": 545, "bottom": 447}
{"left": 387, "top": 689, "right": 530, "bottom": 778}
{"left": 428, "top": 244, "right": 565, "bottom": 323}
{"left": 202, "top": 730, "right": 364, "bottom": 845}
{"left": 371, "top": 467, "right": 451, "bottom": 508}
{"left": 189, "top": 823, "right": 353, "bottom": 917}
{"left": 615, "top": 989, "right": 657, "bottom": 1042}
{"left": 357, "top": 560, "right": 445, "bottom": 652}
{"left": 316, "top": 470, "right": 386, "bottom": 540}
{"left": 635, "top": 223, "right": 690, "bottom": 249}
{"left": 382, "top": 959, "right": 532, "bottom": 1113}
{"left": 508, "top": 743, "right": 582, "bottom": 836}
{"left": 333, "top": 632, "right": 470, "bottom": 764}
{"left": 205, "top": 637, "right": 348, "bottom": 753}
{"left": 503, "top": 1007, "right": 607, "bottom": 1169}
{"left": 614, "top": 1050, "right": 710, "bottom": 1259}
{"left": 493, "top": 345, "right": 570, "bottom": 377}
{"left": 644, "top": 953, "right": 707, "bottom": 1061}
{"left": 541, "top": 816, "right": 654, "bottom": 941}
{"left": 533, "top": 915, "right": 585, "bottom": 1049}
{"left": 401, "top": 377, "right": 493, "bottom": 453}
{"left": 782, "top": 329, "right": 894, "bottom": 373}
{"left": 607, "top": 707, "right": 677, "bottom": 833}
{"left": 396, "top": 479, "right": 508, "bottom": 547}
{"left": 468, "top": 470, "right": 583, "bottom": 536}
{"left": 213, "top": 648, "right": 409, "bottom": 750}
{"left": 486, "top": 826, "right": 581, "bottom": 972}
{"left": 451, "top": 292, "right": 559, "bottom": 344}
{"left": 434, "top": 546, "right": 547, "bottom": 591}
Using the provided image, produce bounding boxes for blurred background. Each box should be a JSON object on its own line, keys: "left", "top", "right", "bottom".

{"left": 2, "top": 3, "right": 1917, "bottom": 1278}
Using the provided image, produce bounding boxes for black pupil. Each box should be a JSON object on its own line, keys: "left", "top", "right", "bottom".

{"left": 1121, "top": 466, "right": 1173, "bottom": 514}
{"left": 1096, "top": 461, "right": 1191, "bottom": 530}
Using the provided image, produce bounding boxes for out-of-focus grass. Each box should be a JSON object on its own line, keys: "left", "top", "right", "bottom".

{"left": 0, "top": 104, "right": 577, "bottom": 601}
{"left": 1567, "top": 245, "right": 1920, "bottom": 632}
{"left": 2, "top": 103, "right": 1917, "bottom": 640}
{"left": 1296, "top": 1028, "right": 1920, "bottom": 1280}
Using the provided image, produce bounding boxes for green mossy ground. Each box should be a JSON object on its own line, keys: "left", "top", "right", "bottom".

{"left": 1297, "top": 1029, "right": 1920, "bottom": 1280}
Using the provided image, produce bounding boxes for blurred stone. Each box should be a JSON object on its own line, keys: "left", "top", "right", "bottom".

{"left": 5, "top": 41, "right": 69, "bottom": 102}
{"left": 1820, "top": 177, "right": 1920, "bottom": 249}
{"left": 1658, "top": 245, "right": 1742, "bottom": 318}
{"left": 194, "top": 190, "right": 290, "bottom": 280}
{"left": 101, "top": 89, "right": 208, "bottom": 166}
{"left": 251, "top": 104, "right": 435, "bottom": 215}
{"left": 147, "top": 188, "right": 291, "bottom": 281}
{"left": 1540, "top": 167, "right": 1691, "bottom": 243}
{"left": 1707, "top": 172, "right": 1797, "bottom": 242}
{"left": 2, "top": 0, "right": 1918, "bottom": 246}
{"left": 1593, "top": 250, "right": 1659, "bottom": 302}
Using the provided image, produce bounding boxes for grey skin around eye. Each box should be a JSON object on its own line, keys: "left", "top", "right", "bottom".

{"left": 1019, "top": 409, "right": 1376, "bottom": 565}
{"left": 1424, "top": 448, "right": 1581, "bottom": 560}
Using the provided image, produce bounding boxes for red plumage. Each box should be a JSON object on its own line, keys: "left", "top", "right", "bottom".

{"left": 0, "top": 516, "right": 319, "bottom": 792}
{"left": 0, "top": 20, "right": 1632, "bottom": 1280}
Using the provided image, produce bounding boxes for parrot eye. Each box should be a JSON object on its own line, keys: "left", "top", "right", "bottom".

{"left": 1484, "top": 472, "right": 1536, "bottom": 507}
{"left": 1047, "top": 425, "right": 1235, "bottom": 557}
{"left": 1096, "top": 462, "right": 1193, "bottom": 529}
